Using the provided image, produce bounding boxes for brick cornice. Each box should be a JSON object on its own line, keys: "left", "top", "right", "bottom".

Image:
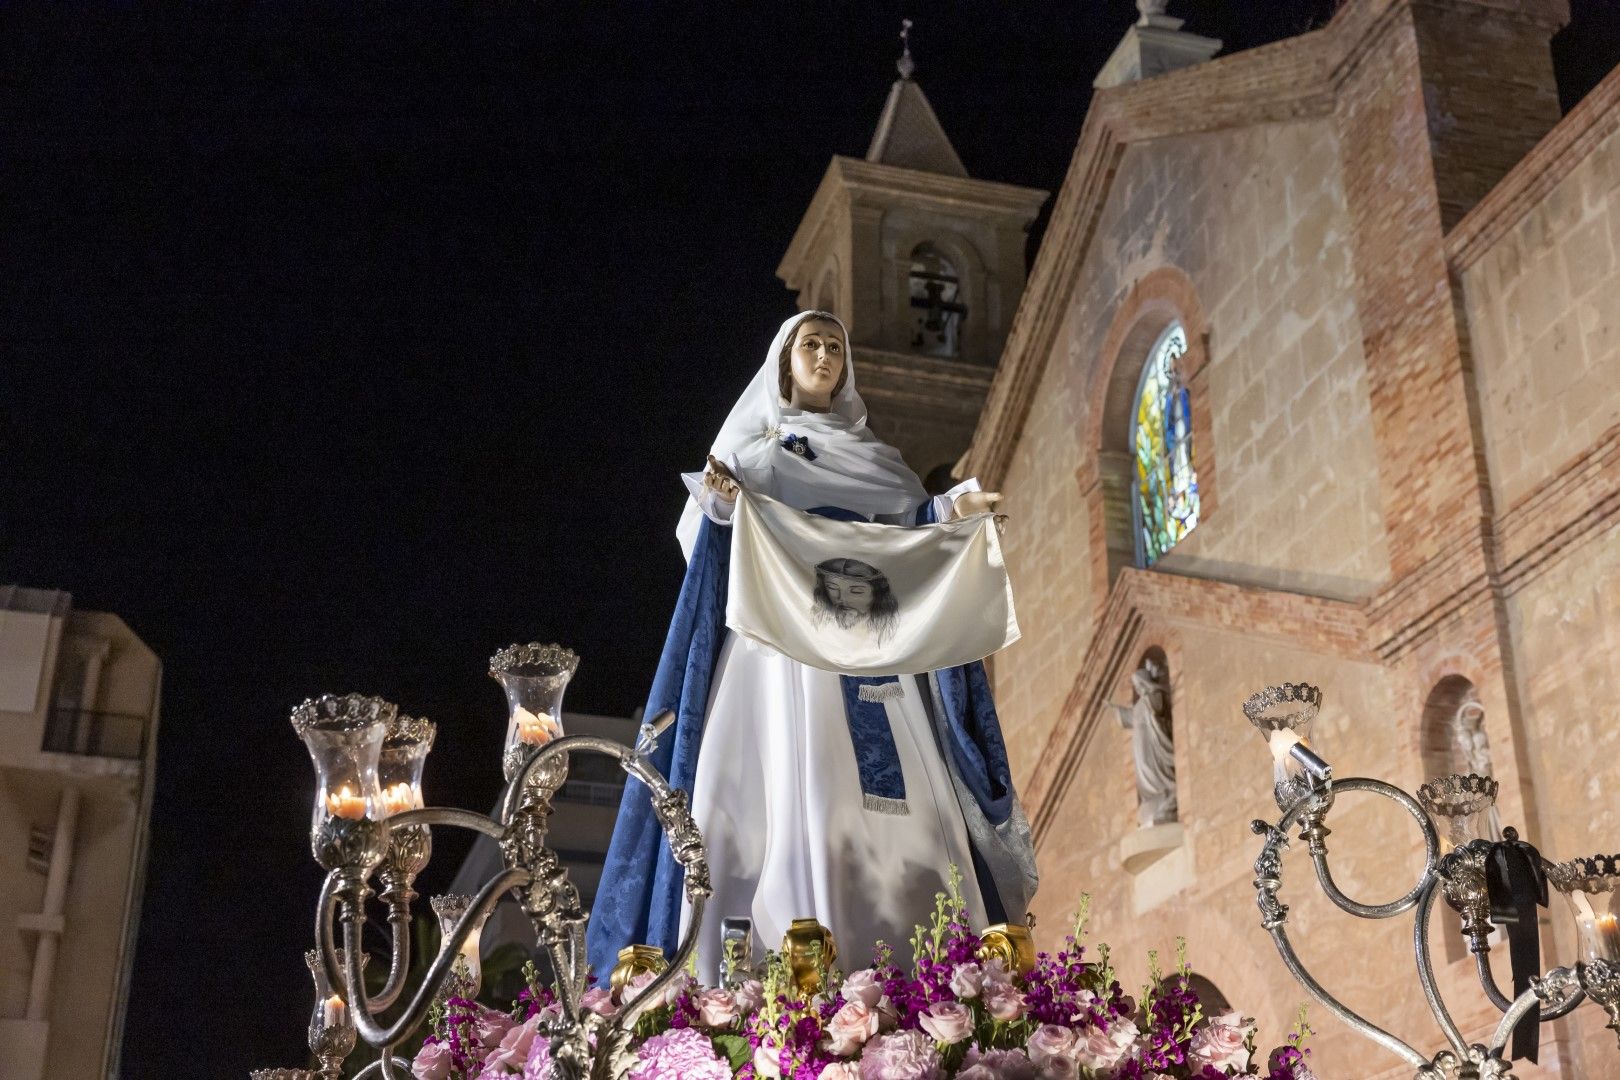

{"left": 1446, "top": 63, "right": 1620, "bottom": 272}
{"left": 1022, "top": 569, "right": 1369, "bottom": 841}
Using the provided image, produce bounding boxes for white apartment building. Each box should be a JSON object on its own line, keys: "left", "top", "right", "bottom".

{"left": 0, "top": 586, "right": 160, "bottom": 1080}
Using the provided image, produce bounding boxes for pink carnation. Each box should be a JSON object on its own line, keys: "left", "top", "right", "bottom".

{"left": 523, "top": 1031, "right": 553, "bottom": 1080}
{"left": 960, "top": 1046, "right": 1036, "bottom": 1080}
{"left": 859, "top": 1029, "right": 941, "bottom": 1080}
{"left": 628, "top": 1026, "right": 731, "bottom": 1080}
{"left": 1189, "top": 1011, "right": 1255, "bottom": 1072}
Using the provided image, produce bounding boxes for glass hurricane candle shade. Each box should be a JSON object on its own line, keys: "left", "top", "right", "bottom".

{"left": 290, "top": 694, "right": 395, "bottom": 838}
{"left": 1417, "top": 773, "right": 1500, "bottom": 853}
{"left": 251, "top": 1070, "right": 315, "bottom": 1080}
{"left": 1548, "top": 855, "right": 1620, "bottom": 965}
{"left": 378, "top": 715, "right": 434, "bottom": 816}
{"left": 432, "top": 893, "right": 490, "bottom": 1001}
{"left": 489, "top": 642, "right": 579, "bottom": 784}
{"left": 304, "top": 947, "right": 361, "bottom": 1070}
{"left": 1242, "top": 683, "right": 1323, "bottom": 807}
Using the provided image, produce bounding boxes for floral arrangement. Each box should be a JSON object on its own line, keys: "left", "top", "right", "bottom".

{"left": 411, "top": 883, "right": 1316, "bottom": 1080}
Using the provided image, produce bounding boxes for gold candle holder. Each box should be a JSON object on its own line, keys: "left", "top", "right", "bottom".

{"left": 782, "top": 918, "right": 837, "bottom": 995}
{"left": 609, "top": 944, "right": 668, "bottom": 1001}
{"left": 977, "top": 921, "right": 1037, "bottom": 977}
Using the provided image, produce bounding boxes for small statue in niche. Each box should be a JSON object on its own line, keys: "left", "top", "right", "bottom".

{"left": 1453, "top": 697, "right": 1503, "bottom": 841}
{"left": 1113, "top": 655, "right": 1177, "bottom": 828}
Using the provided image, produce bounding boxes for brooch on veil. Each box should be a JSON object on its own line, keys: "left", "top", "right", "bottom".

{"left": 780, "top": 433, "right": 817, "bottom": 461}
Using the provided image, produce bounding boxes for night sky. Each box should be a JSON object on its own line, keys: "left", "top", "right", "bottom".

{"left": 4, "top": 3, "right": 1615, "bottom": 1075}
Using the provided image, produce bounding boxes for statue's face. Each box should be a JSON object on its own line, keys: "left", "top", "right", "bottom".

{"left": 787, "top": 318, "right": 847, "bottom": 409}
{"left": 821, "top": 573, "right": 874, "bottom": 617}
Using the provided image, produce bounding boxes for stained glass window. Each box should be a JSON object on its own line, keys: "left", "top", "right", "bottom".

{"left": 1132, "top": 324, "right": 1198, "bottom": 566}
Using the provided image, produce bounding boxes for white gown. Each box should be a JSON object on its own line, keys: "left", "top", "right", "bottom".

{"left": 679, "top": 494, "right": 985, "bottom": 982}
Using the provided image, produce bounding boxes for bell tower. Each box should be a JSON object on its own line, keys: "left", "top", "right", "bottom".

{"left": 776, "top": 21, "right": 1048, "bottom": 490}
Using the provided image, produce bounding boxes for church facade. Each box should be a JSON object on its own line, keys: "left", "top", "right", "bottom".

{"left": 964, "top": 0, "right": 1620, "bottom": 1075}
{"left": 785, "top": 0, "right": 1620, "bottom": 1075}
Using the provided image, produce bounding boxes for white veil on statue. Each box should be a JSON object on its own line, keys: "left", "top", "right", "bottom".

{"left": 676, "top": 310, "right": 929, "bottom": 559}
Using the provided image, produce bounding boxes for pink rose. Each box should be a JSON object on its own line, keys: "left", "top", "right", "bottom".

{"left": 483, "top": 1016, "right": 540, "bottom": 1071}
{"left": 474, "top": 1006, "right": 516, "bottom": 1050}
{"left": 982, "top": 958, "right": 1015, "bottom": 986}
{"left": 692, "top": 987, "right": 740, "bottom": 1029}
{"left": 823, "top": 998, "right": 882, "bottom": 1056}
{"left": 1034, "top": 1058, "right": 1077, "bottom": 1080}
{"left": 983, "top": 981, "right": 1027, "bottom": 1022}
{"left": 580, "top": 986, "right": 619, "bottom": 1018}
{"left": 733, "top": 978, "right": 765, "bottom": 1013}
{"left": 412, "top": 1038, "right": 452, "bottom": 1080}
{"left": 820, "top": 1064, "right": 861, "bottom": 1080}
{"left": 752, "top": 1040, "right": 782, "bottom": 1078}
{"left": 622, "top": 968, "right": 692, "bottom": 1009}
{"left": 1189, "top": 1012, "right": 1254, "bottom": 1072}
{"left": 1073, "top": 1017, "right": 1138, "bottom": 1074}
{"left": 949, "top": 962, "right": 985, "bottom": 999}
{"left": 1024, "top": 1024, "right": 1079, "bottom": 1066}
{"left": 918, "top": 1000, "right": 974, "bottom": 1045}
{"left": 859, "top": 1029, "right": 941, "bottom": 1080}
{"left": 841, "top": 968, "right": 885, "bottom": 1008}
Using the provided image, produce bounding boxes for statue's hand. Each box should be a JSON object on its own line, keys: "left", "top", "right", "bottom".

{"left": 954, "top": 490, "right": 1002, "bottom": 518}
{"left": 703, "top": 454, "right": 740, "bottom": 502}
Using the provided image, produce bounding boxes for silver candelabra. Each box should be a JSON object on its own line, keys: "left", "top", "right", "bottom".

{"left": 252, "top": 643, "right": 710, "bottom": 1080}
{"left": 1244, "top": 682, "right": 1619, "bottom": 1080}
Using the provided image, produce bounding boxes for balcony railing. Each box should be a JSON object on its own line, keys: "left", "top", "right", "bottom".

{"left": 41, "top": 707, "right": 147, "bottom": 760}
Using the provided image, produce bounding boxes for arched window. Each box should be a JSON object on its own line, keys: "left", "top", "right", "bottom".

{"left": 1130, "top": 323, "right": 1198, "bottom": 566}
{"left": 908, "top": 243, "right": 965, "bottom": 358}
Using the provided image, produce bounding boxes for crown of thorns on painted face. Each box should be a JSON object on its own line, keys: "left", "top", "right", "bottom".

{"left": 812, "top": 558, "right": 899, "bottom": 629}
{"left": 778, "top": 313, "right": 849, "bottom": 407}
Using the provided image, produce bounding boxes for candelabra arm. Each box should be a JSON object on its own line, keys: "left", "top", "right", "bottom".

{"left": 369, "top": 896, "right": 413, "bottom": 1011}
{"left": 1473, "top": 948, "right": 1516, "bottom": 1013}
{"left": 338, "top": 866, "right": 529, "bottom": 1049}
{"left": 1267, "top": 919, "right": 1430, "bottom": 1069}
{"left": 1414, "top": 878, "right": 1469, "bottom": 1055}
{"left": 1307, "top": 778, "right": 1439, "bottom": 919}
{"left": 1489, "top": 985, "right": 1546, "bottom": 1059}
{"left": 614, "top": 892, "right": 708, "bottom": 1032}
{"left": 388, "top": 805, "right": 506, "bottom": 839}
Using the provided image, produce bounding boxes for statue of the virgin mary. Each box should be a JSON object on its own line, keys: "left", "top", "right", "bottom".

{"left": 588, "top": 310, "right": 1037, "bottom": 981}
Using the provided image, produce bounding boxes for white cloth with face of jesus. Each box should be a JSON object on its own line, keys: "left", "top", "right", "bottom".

{"left": 725, "top": 488, "right": 1020, "bottom": 675}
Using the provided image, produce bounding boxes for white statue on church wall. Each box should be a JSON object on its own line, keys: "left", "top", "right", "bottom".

{"left": 1453, "top": 697, "right": 1502, "bottom": 841}
{"left": 1114, "top": 654, "right": 1177, "bottom": 828}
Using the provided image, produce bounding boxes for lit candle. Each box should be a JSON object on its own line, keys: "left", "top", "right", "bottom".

{"left": 1596, "top": 914, "right": 1620, "bottom": 961}
{"left": 379, "top": 781, "right": 421, "bottom": 817}
{"left": 323, "top": 783, "right": 367, "bottom": 820}
{"left": 514, "top": 706, "right": 562, "bottom": 746}
{"left": 323, "top": 993, "right": 346, "bottom": 1028}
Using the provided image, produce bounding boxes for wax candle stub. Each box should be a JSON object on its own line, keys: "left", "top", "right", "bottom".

{"left": 323, "top": 994, "right": 346, "bottom": 1028}
{"left": 1268, "top": 728, "right": 1303, "bottom": 766}
{"left": 379, "top": 781, "right": 422, "bottom": 816}
{"left": 323, "top": 784, "right": 367, "bottom": 820}
{"left": 1597, "top": 914, "right": 1620, "bottom": 960}
{"left": 514, "top": 706, "right": 562, "bottom": 746}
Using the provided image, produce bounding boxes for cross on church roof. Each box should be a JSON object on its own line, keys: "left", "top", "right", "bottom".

{"left": 864, "top": 19, "right": 968, "bottom": 178}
